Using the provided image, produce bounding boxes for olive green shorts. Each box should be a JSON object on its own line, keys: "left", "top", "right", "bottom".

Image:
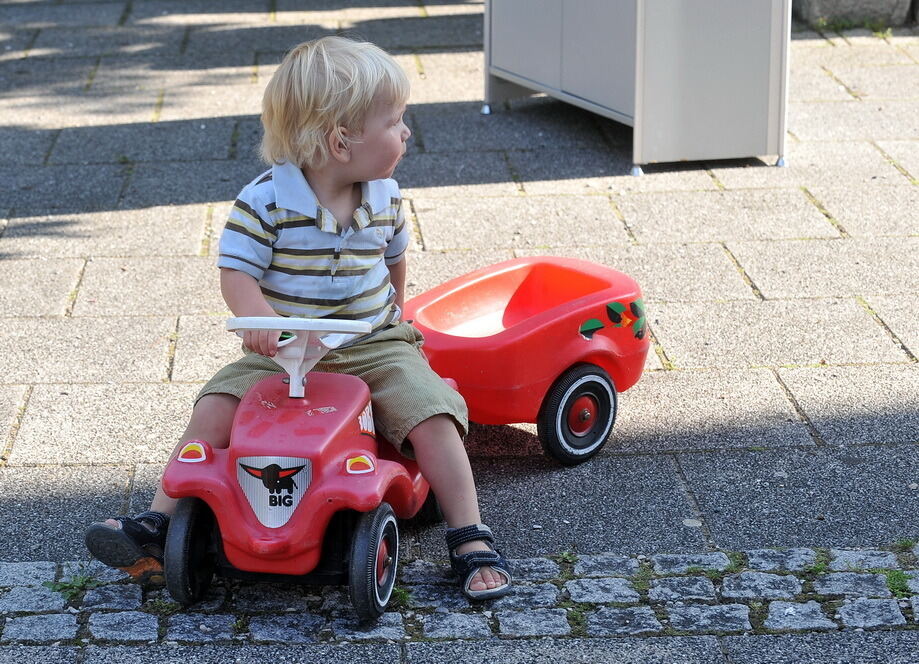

{"left": 196, "top": 321, "right": 468, "bottom": 458}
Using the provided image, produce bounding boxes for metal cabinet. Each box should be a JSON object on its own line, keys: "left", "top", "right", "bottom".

{"left": 483, "top": 0, "right": 791, "bottom": 173}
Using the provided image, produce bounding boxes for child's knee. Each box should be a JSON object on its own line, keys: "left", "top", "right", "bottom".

{"left": 183, "top": 393, "right": 239, "bottom": 449}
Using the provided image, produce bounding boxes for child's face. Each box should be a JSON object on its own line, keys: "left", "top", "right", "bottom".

{"left": 348, "top": 97, "right": 411, "bottom": 181}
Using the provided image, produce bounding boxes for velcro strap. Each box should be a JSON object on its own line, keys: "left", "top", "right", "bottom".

{"left": 135, "top": 511, "right": 170, "bottom": 531}
{"left": 445, "top": 524, "right": 495, "bottom": 550}
{"left": 455, "top": 550, "right": 503, "bottom": 569}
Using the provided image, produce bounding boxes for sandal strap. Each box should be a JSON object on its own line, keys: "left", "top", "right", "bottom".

{"left": 450, "top": 549, "right": 513, "bottom": 593}
{"left": 445, "top": 524, "right": 495, "bottom": 550}
{"left": 134, "top": 511, "right": 170, "bottom": 531}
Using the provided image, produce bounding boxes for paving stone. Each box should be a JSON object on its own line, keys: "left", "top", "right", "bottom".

{"left": 8, "top": 383, "right": 200, "bottom": 465}
{"left": 830, "top": 549, "right": 899, "bottom": 571}
{"left": 0, "top": 613, "right": 77, "bottom": 642}
{"left": 613, "top": 368, "right": 813, "bottom": 453}
{"left": 651, "top": 553, "right": 731, "bottom": 575}
{"left": 0, "top": 585, "right": 66, "bottom": 613}
{"left": 413, "top": 194, "right": 631, "bottom": 251}
{"left": 618, "top": 189, "right": 836, "bottom": 243}
{"left": 496, "top": 609, "right": 570, "bottom": 637}
{"left": 72, "top": 256, "right": 224, "bottom": 317}
{"left": 0, "top": 258, "right": 83, "bottom": 316}
{"left": 28, "top": 24, "right": 186, "bottom": 59}
{"left": 651, "top": 299, "right": 907, "bottom": 369}
{"left": 397, "top": 150, "right": 518, "bottom": 199}
{"left": 398, "top": 560, "right": 452, "bottom": 586}
{"left": 120, "top": 158, "right": 263, "bottom": 209}
{"left": 406, "top": 584, "right": 469, "bottom": 611}
{"left": 0, "top": 163, "right": 125, "bottom": 216}
{"left": 81, "top": 584, "right": 142, "bottom": 610}
{"left": 648, "top": 576, "right": 716, "bottom": 602}
{"left": 488, "top": 583, "right": 558, "bottom": 610}
{"left": 165, "top": 613, "right": 236, "bottom": 642}
{"left": 0, "top": 562, "right": 57, "bottom": 588}
{"left": 778, "top": 366, "right": 919, "bottom": 446}
{"left": 877, "top": 139, "right": 919, "bottom": 181}
{"left": 573, "top": 553, "right": 639, "bottom": 578}
{"left": 0, "top": 317, "right": 174, "bottom": 383}
{"left": 587, "top": 606, "right": 662, "bottom": 636}
{"left": 806, "top": 185, "right": 919, "bottom": 237}
{"left": 868, "top": 295, "right": 919, "bottom": 357}
{"left": 788, "top": 99, "right": 918, "bottom": 142}
{"left": 911, "top": 596, "right": 919, "bottom": 622}
{"left": 506, "top": 558, "right": 560, "bottom": 582}
{"left": 233, "top": 584, "right": 311, "bottom": 613}
{"left": 678, "top": 446, "right": 919, "bottom": 550}
{"left": 746, "top": 548, "right": 818, "bottom": 572}
{"left": 422, "top": 613, "right": 492, "bottom": 639}
{"left": 837, "top": 598, "right": 906, "bottom": 628}
{"left": 564, "top": 577, "right": 640, "bottom": 604}
{"left": 330, "top": 612, "right": 406, "bottom": 641}
{"left": 248, "top": 613, "right": 324, "bottom": 643}
{"left": 764, "top": 600, "right": 837, "bottom": 631}
{"left": 60, "top": 561, "right": 128, "bottom": 585}
{"left": 401, "top": 248, "right": 515, "bottom": 301}
{"left": 813, "top": 573, "right": 891, "bottom": 597}
{"left": 87, "top": 611, "right": 158, "bottom": 642}
{"left": 726, "top": 237, "right": 919, "bottom": 299}
{"left": 0, "top": 206, "right": 208, "bottom": 260}
{"left": 667, "top": 604, "right": 752, "bottom": 633}
{"left": 0, "top": 3, "right": 124, "bottom": 29}
{"left": 722, "top": 572, "right": 802, "bottom": 600}
{"left": 908, "top": 572, "right": 919, "bottom": 594}
{"left": 724, "top": 631, "right": 919, "bottom": 663}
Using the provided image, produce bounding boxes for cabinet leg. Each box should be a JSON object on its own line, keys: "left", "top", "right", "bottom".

{"left": 480, "top": 104, "right": 492, "bottom": 116}
{"left": 776, "top": 156, "right": 787, "bottom": 167}
{"left": 630, "top": 165, "right": 644, "bottom": 177}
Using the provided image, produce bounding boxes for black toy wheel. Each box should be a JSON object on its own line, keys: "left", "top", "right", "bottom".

{"left": 349, "top": 503, "right": 399, "bottom": 621}
{"left": 164, "top": 497, "right": 216, "bottom": 606}
{"left": 537, "top": 364, "right": 617, "bottom": 466}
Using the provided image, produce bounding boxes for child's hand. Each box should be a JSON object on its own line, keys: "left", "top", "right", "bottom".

{"left": 243, "top": 328, "right": 283, "bottom": 357}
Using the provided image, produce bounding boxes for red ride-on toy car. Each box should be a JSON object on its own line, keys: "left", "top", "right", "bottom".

{"left": 161, "top": 317, "right": 438, "bottom": 619}
{"left": 404, "top": 256, "right": 650, "bottom": 465}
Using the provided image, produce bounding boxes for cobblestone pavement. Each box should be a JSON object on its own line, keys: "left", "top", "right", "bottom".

{"left": 0, "top": 0, "right": 918, "bottom": 662}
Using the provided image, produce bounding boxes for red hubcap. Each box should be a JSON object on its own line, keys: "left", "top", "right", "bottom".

{"left": 376, "top": 538, "right": 392, "bottom": 585}
{"left": 567, "top": 395, "right": 598, "bottom": 436}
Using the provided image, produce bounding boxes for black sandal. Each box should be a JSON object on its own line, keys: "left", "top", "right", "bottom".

{"left": 446, "top": 524, "right": 513, "bottom": 600}
{"left": 84, "top": 511, "right": 170, "bottom": 581}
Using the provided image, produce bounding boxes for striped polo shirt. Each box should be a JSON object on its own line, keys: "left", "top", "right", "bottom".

{"left": 217, "top": 161, "right": 409, "bottom": 335}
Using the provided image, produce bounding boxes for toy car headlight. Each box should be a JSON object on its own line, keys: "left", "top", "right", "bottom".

{"left": 176, "top": 440, "right": 211, "bottom": 463}
{"left": 346, "top": 455, "right": 375, "bottom": 474}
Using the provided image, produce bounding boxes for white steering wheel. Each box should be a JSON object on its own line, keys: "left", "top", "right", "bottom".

{"left": 226, "top": 317, "right": 372, "bottom": 398}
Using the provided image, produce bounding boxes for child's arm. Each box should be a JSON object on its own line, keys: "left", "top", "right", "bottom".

{"left": 387, "top": 256, "right": 406, "bottom": 317}
{"left": 220, "top": 268, "right": 282, "bottom": 356}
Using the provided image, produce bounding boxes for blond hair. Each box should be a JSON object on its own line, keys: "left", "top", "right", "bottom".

{"left": 260, "top": 36, "right": 410, "bottom": 169}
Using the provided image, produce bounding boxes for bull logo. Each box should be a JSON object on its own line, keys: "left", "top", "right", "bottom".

{"left": 240, "top": 462, "right": 305, "bottom": 494}
{"left": 237, "top": 456, "right": 312, "bottom": 526}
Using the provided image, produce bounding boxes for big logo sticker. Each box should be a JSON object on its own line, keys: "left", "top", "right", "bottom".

{"left": 237, "top": 455, "right": 311, "bottom": 528}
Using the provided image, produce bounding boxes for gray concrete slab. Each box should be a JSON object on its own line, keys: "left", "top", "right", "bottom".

{"left": 0, "top": 164, "right": 125, "bottom": 216}
{"left": 397, "top": 150, "right": 518, "bottom": 198}
{"left": 9, "top": 383, "right": 199, "bottom": 465}
{"left": 779, "top": 365, "right": 919, "bottom": 445}
{"left": 92, "top": 53, "right": 256, "bottom": 94}
{"left": 788, "top": 66, "right": 855, "bottom": 102}
{"left": 410, "top": 50, "right": 483, "bottom": 104}
{"left": 651, "top": 299, "right": 908, "bottom": 369}
{"left": 0, "top": 127, "right": 56, "bottom": 167}
{"left": 128, "top": 463, "right": 162, "bottom": 513}
{"left": 0, "top": 56, "right": 97, "bottom": 99}
{"left": 413, "top": 195, "right": 631, "bottom": 250}
{"left": 877, "top": 139, "right": 919, "bottom": 178}
{"left": 617, "top": 189, "right": 837, "bottom": 243}
{"left": 72, "top": 256, "right": 224, "bottom": 317}
{"left": 403, "top": 247, "right": 516, "bottom": 298}
{"left": 82, "top": 645, "right": 402, "bottom": 664}
{"left": 679, "top": 445, "right": 919, "bottom": 550}
{"left": 0, "top": 28, "right": 36, "bottom": 63}
{"left": 611, "top": 368, "right": 813, "bottom": 453}
{"left": 0, "top": 3, "right": 125, "bottom": 29}
{"left": 183, "top": 23, "right": 334, "bottom": 59}
{"left": 709, "top": 141, "right": 906, "bottom": 189}
{"left": 49, "top": 119, "right": 236, "bottom": 165}
{"left": 727, "top": 238, "right": 919, "bottom": 298}
{"left": 0, "top": 206, "right": 207, "bottom": 260}
{"left": 867, "top": 295, "right": 919, "bottom": 355}
{"left": 788, "top": 100, "right": 919, "bottom": 141}
{"left": 126, "top": 0, "right": 271, "bottom": 26}
{"left": 120, "top": 158, "right": 263, "bottom": 208}
{"left": 805, "top": 184, "right": 919, "bottom": 237}
{"left": 510, "top": 149, "right": 719, "bottom": 196}
{"left": 515, "top": 244, "right": 757, "bottom": 302}
{"left": 413, "top": 99, "right": 605, "bottom": 153}
{"left": 832, "top": 64, "right": 919, "bottom": 100}
{"left": 157, "top": 85, "right": 261, "bottom": 123}
{"left": 417, "top": 455, "right": 706, "bottom": 558}
{"left": 791, "top": 38, "right": 915, "bottom": 68}
{"left": 406, "top": 637, "right": 724, "bottom": 664}
{"left": 342, "top": 13, "right": 482, "bottom": 50}
{"left": 171, "top": 314, "right": 242, "bottom": 383}
{"left": 0, "top": 258, "right": 82, "bottom": 316}
{"left": 0, "top": 89, "right": 162, "bottom": 131}
{"left": 0, "top": 316, "right": 174, "bottom": 383}
{"left": 29, "top": 25, "right": 185, "bottom": 59}
{"left": 0, "top": 465, "right": 132, "bottom": 561}
{"left": 722, "top": 630, "right": 919, "bottom": 663}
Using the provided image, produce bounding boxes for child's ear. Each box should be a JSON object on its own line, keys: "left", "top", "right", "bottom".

{"left": 328, "top": 127, "right": 351, "bottom": 163}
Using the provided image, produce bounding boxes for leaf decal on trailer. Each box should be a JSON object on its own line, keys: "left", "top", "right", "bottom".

{"left": 579, "top": 318, "right": 604, "bottom": 339}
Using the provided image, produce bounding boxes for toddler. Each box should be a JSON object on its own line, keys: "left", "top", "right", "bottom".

{"left": 85, "top": 36, "right": 511, "bottom": 601}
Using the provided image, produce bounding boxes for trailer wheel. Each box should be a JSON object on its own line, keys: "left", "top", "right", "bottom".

{"left": 537, "top": 364, "right": 617, "bottom": 466}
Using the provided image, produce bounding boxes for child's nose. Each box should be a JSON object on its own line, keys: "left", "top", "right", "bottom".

{"left": 402, "top": 124, "right": 411, "bottom": 141}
